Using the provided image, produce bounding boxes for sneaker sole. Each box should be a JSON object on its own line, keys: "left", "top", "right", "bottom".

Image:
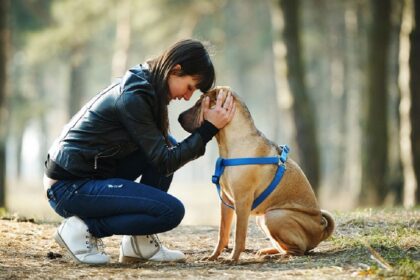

{"left": 54, "top": 230, "right": 108, "bottom": 265}
{"left": 118, "top": 255, "right": 148, "bottom": 264}
{"left": 53, "top": 230, "right": 83, "bottom": 264}
{"left": 118, "top": 255, "right": 185, "bottom": 263}
{"left": 118, "top": 247, "right": 148, "bottom": 264}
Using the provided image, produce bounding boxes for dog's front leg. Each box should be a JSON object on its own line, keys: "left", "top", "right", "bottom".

{"left": 228, "top": 196, "right": 253, "bottom": 263}
{"left": 207, "top": 195, "right": 234, "bottom": 260}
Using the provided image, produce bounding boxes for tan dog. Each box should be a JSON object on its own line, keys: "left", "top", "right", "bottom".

{"left": 179, "top": 86, "right": 335, "bottom": 262}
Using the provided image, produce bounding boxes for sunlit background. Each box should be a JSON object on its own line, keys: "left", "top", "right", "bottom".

{"left": 1, "top": 0, "right": 419, "bottom": 225}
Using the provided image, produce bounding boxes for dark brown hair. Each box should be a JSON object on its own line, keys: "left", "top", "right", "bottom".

{"left": 148, "top": 39, "right": 215, "bottom": 144}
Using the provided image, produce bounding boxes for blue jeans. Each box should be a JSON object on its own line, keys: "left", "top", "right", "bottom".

{"left": 47, "top": 140, "right": 185, "bottom": 238}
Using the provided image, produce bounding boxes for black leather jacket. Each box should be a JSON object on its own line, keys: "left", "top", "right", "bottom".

{"left": 46, "top": 64, "right": 212, "bottom": 179}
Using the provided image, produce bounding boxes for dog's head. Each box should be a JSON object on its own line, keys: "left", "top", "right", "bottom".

{"left": 178, "top": 86, "right": 234, "bottom": 133}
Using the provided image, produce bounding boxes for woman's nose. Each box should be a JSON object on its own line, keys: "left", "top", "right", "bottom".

{"left": 184, "top": 91, "right": 193, "bottom": 100}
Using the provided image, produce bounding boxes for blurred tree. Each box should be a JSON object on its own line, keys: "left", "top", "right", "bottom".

{"left": 269, "top": 0, "right": 295, "bottom": 149}
{"left": 341, "top": 0, "right": 363, "bottom": 207}
{"left": 305, "top": 0, "right": 349, "bottom": 200}
{"left": 399, "top": 0, "right": 417, "bottom": 208}
{"left": 9, "top": 0, "right": 53, "bottom": 179}
{"left": 215, "top": 0, "right": 278, "bottom": 137}
{"left": 409, "top": 0, "right": 420, "bottom": 204}
{"left": 277, "top": 0, "right": 320, "bottom": 193}
{"left": 387, "top": 0, "right": 404, "bottom": 205}
{"left": 68, "top": 46, "right": 89, "bottom": 117}
{"left": 113, "top": 0, "right": 220, "bottom": 78}
{"left": 325, "top": 2, "right": 347, "bottom": 196}
{"left": 27, "top": 0, "right": 221, "bottom": 115}
{"left": 111, "top": 0, "right": 131, "bottom": 78}
{"left": 360, "top": 0, "right": 391, "bottom": 205}
{"left": 0, "top": 0, "right": 11, "bottom": 208}
{"left": 26, "top": 0, "right": 115, "bottom": 117}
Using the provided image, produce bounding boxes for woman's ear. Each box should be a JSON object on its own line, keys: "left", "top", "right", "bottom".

{"left": 170, "top": 64, "right": 182, "bottom": 75}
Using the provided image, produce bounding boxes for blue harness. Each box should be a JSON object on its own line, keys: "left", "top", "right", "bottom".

{"left": 211, "top": 145, "right": 290, "bottom": 210}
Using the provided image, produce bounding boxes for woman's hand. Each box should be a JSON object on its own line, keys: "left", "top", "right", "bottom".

{"left": 202, "top": 90, "right": 236, "bottom": 129}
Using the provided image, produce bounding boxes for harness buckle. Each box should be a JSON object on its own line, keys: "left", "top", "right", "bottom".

{"left": 278, "top": 155, "right": 287, "bottom": 166}
{"left": 278, "top": 145, "right": 289, "bottom": 164}
{"left": 212, "top": 175, "right": 220, "bottom": 184}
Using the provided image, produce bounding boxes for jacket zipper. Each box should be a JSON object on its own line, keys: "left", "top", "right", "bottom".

{"left": 94, "top": 145, "right": 121, "bottom": 170}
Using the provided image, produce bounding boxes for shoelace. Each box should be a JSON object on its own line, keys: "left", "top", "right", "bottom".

{"left": 146, "top": 235, "right": 168, "bottom": 259}
{"left": 85, "top": 230, "right": 106, "bottom": 254}
{"left": 146, "top": 234, "right": 161, "bottom": 248}
{"left": 95, "top": 238, "right": 105, "bottom": 253}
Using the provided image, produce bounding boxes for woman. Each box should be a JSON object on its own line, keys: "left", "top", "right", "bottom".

{"left": 43, "top": 39, "right": 235, "bottom": 265}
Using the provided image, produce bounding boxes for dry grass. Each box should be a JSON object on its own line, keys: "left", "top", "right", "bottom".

{"left": 0, "top": 208, "right": 419, "bottom": 279}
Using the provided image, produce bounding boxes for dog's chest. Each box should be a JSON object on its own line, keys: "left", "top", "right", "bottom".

{"left": 219, "top": 165, "right": 260, "bottom": 202}
{"left": 220, "top": 179, "right": 235, "bottom": 202}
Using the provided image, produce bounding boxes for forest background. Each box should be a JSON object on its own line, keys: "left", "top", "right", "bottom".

{"left": 0, "top": 0, "right": 419, "bottom": 225}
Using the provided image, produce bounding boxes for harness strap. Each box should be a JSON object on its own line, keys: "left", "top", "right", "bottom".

{"left": 211, "top": 145, "right": 289, "bottom": 210}
{"left": 251, "top": 163, "right": 286, "bottom": 209}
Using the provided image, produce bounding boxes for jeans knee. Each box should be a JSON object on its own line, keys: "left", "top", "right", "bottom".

{"left": 165, "top": 197, "right": 185, "bottom": 230}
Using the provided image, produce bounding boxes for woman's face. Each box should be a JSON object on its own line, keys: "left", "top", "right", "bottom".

{"left": 167, "top": 65, "right": 200, "bottom": 102}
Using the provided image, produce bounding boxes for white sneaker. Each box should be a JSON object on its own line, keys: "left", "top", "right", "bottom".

{"left": 119, "top": 235, "right": 185, "bottom": 263}
{"left": 54, "top": 216, "right": 110, "bottom": 265}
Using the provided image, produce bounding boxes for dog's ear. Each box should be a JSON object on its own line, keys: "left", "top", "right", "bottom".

{"left": 207, "top": 89, "right": 219, "bottom": 107}
{"left": 203, "top": 86, "right": 234, "bottom": 108}
{"left": 196, "top": 88, "right": 218, "bottom": 108}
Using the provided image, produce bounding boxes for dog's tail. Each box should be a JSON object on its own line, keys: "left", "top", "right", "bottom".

{"left": 320, "top": 210, "right": 335, "bottom": 241}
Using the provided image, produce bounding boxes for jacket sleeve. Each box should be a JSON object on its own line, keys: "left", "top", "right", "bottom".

{"left": 115, "top": 85, "right": 206, "bottom": 176}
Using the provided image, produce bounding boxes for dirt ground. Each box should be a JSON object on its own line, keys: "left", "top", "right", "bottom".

{"left": 0, "top": 209, "right": 419, "bottom": 280}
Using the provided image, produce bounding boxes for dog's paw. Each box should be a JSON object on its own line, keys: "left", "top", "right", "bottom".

{"left": 256, "top": 247, "right": 280, "bottom": 256}
{"left": 260, "top": 253, "right": 290, "bottom": 261}
{"left": 261, "top": 254, "right": 283, "bottom": 260}
{"left": 200, "top": 254, "right": 219, "bottom": 262}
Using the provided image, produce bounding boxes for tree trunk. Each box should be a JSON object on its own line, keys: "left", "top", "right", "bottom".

{"left": 68, "top": 46, "right": 87, "bottom": 118}
{"left": 341, "top": 0, "right": 363, "bottom": 208}
{"left": 111, "top": 0, "right": 131, "bottom": 79}
{"left": 360, "top": 0, "right": 391, "bottom": 205}
{"left": 325, "top": 2, "right": 346, "bottom": 196}
{"left": 35, "top": 70, "right": 49, "bottom": 174}
{"left": 409, "top": 0, "right": 420, "bottom": 204}
{"left": 386, "top": 0, "right": 404, "bottom": 205}
{"left": 269, "top": 0, "right": 295, "bottom": 156}
{"left": 278, "top": 0, "right": 320, "bottom": 193}
{"left": 0, "top": 0, "right": 10, "bottom": 208}
{"left": 398, "top": 0, "right": 416, "bottom": 208}
{"left": 15, "top": 127, "right": 24, "bottom": 179}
